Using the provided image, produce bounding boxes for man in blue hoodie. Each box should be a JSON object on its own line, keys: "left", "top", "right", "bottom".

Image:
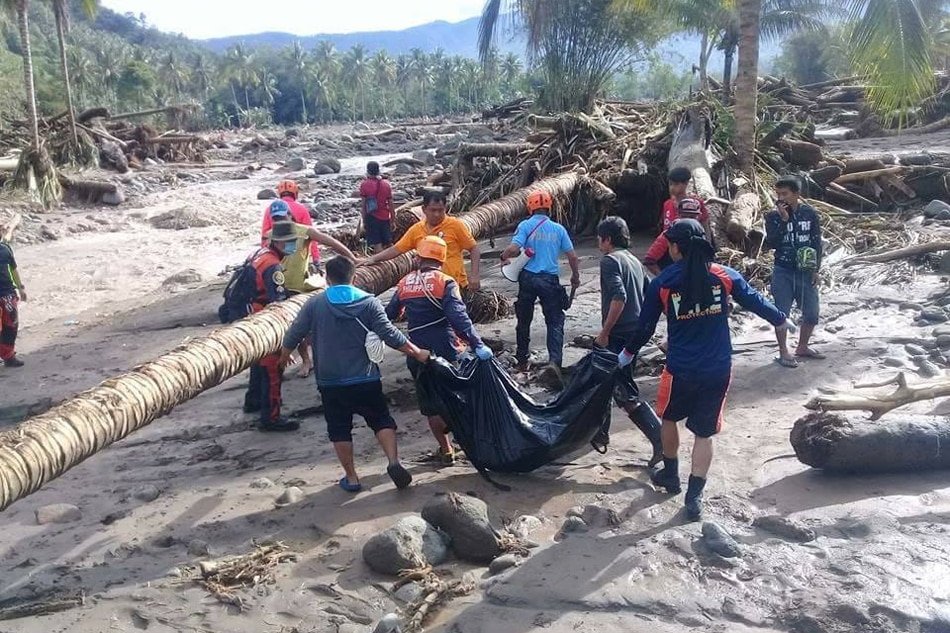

{"left": 282, "top": 257, "right": 431, "bottom": 493}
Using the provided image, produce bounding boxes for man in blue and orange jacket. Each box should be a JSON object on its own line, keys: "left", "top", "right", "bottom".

{"left": 619, "top": 219, "right": 792, "bottom": 521}
{"left": 386, "top": 235, "right": 493, "bottom": 465}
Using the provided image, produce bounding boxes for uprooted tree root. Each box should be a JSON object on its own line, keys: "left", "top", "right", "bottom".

{"left": 190, "top": 541, "right": 297, "bottom": 610}
{"left": 463, "top": 288, "right": 513, "bottom": 324}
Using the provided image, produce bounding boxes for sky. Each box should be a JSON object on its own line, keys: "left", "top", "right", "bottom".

{"left": 99, "top": 0, "right": 488, "bottom": 40}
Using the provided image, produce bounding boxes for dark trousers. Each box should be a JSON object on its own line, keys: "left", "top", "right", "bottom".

{"left": 0, "top": 294, "right": 18, "bottom": 360}
{"left": 597, "top": 335, "right": 662, "bottom": 448}
{"left": 244, "top": 353, "right": 282, "bottom": 424}
{"left": 515, "top": 271, "right": 565, "bottom": 366}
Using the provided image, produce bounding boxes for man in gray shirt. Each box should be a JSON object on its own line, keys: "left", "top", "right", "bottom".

{"left": 592, "top": 216, "right": 663, "bottom": 466}
{"left": 282, "top": 257, "right": 430, "bottom": 493}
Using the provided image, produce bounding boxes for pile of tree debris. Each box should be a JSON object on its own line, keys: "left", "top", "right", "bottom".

{"left": 0, "top": 104, "right": 210, "bottom": 177}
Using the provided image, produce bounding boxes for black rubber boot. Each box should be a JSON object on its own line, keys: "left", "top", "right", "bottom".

{"left": 629, "top": 401, "right": 663, "bottom": 468}
{"left": 650, "top": 457, "right": 682, "bottom": 494}
{"left": 259, "top": 416, "right": 300, "bottom": 432}
{"left": 685, "top": 475, "right": 706, "bottom": 521}
{"left": 3, "top": 355, "right": 24, "bottom": 368}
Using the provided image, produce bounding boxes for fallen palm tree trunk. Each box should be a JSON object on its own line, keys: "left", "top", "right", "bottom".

{"left": 842, "top": 240, "right": 950, "bottom": 267}
{"left": 457, "top": 142, "right": 533, "bottom": 160}
{"left": 790, "top": 411, "right": 950, "bottom": 473}
{"left": 0, "top": 172, "right": 593, "bottom": 512}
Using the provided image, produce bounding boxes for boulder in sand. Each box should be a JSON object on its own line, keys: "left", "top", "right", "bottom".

{"left": 102, "top": 188, "right": 126, "bottom": 206}
{"left": 362, "top": 515, "right": 449, "bottom": 576}
{"left": 392, "top": 162, "right": 415, "bottom": 175}
{"left": 702, "top": 522, "right": 742, "bottom": 558}
{"left": 36, "top": 503, "right": 82, "bottom": 525}
{"left": 924, "top": 199, "right": 950, "bottom": 219}
{"left": 286, "top": 156, "right": 307, "bottom": 171}
{"left": 314, "top": 157, "right": 341, "bottom": 174}
{"left": 421, "top": 492, "right": 502, "bottom": 563}
{"left": 257, "top": 188, "right": 278, "bottom": 200}
{"left": 412, "top": 150, "right": 436, "bottom": 166}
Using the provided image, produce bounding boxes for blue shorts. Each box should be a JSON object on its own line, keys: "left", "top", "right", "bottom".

{"left": 364, "top": 215, "right": 393, "bottom": 246}
{"left": 771, "top": 266, "right": 820, "bottom": 325}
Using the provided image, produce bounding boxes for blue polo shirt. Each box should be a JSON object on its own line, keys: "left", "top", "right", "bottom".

{"left": 511, "top": 215, "right": 574, "bottom": 275}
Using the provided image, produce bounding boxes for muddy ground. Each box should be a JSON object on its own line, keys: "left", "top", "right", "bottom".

{"left": 0, "top": 124, "right": 949, "bottom": 633}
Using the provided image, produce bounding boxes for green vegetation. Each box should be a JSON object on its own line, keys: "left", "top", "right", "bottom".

{"left": 0, "top": 2, "right": 530, "bottom": 130}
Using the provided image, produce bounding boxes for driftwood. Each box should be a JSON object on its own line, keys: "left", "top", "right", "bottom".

{"left": 842, "top": 240, "right": 950, "bottom": 266}
{"left": 805, "top": 372, "right": 950, "bottom": 420}
{"left": 790, "top": 410, "right": 950, "bottom": 473}
{"left": 76, "top": 107, "right": 109, "bottom": 124}
{"left": 0, "top": 172, "right": 593, "bottom": 512}
{"left": 383, "top": 157, "right": 425, "bottom": 168}
{"left": 354, "top": 128, "right": 406, "bottom": 139}
{"left": 110, "top": 105, "right": 192, "bottom": 121}
{"left": 725, "top": 192, "right": 760, "bottom": 245}
{"left": 457, "top": 142, "right": 533, "bottom": 160}
{"left": 809, "top": 165, "right": 843, "bottom": 187}
{"left": 834, "top": 166, "right": 909, "bottom": 184}
{"left": 1, "top": 213, "right": 21, "bottom": 241}
{"left": 842, "top": 158, "right": 887, "bottom": 174}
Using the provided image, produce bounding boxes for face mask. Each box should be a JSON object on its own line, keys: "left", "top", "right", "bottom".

{"left": 282, "top": 240, "right": 297, "bottom": 255}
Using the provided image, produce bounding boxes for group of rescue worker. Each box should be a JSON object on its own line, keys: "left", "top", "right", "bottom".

{"left": 231, "top": 160, "right": 819, "bottom": 520}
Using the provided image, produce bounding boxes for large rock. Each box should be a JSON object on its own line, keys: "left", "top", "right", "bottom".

{"left": 421, "top": 492, "right": 501, "bottom": 563}
{"left": 36, "top": 503, "right": 82, "bottom": 525}
{"left": 257, "top": 188, "right": 278, "bottom": 200}
{"left": 286, "top": 156, "right": 307, "bottom": 171}
{"left": 102, "top": 188, "right": 126, "bottom": 206}
{"left": 392, "top": 163, "right": 415, "bottom": 175}
{"left": 412, "top": 150, "right": 436, "bottom": 166}
{"left": 924, "top": 199, "right": 950, "bottom": 219}
{"left": 701, "top": 522, "right": 742, "bottom": 558}
{"left": 362, "top": 516, "right": 449, "bottom": 576}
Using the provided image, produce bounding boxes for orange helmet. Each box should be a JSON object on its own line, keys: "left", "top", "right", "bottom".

{"left": 277, "top": 179, "right": 299, "bottom": 199}
{"left": 416, "top": 235, "right": 447, "bottom": 263}
{"left": 526, "top": 190, "right": 552, "bottom": 214}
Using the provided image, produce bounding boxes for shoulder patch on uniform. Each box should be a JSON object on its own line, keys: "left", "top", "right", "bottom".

{"left": 272, "top": 270, "right": 286, "bottom": 286}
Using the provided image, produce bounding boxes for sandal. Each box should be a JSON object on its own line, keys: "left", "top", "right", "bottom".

{"left": 775, "top": 356, "right": 799, "bottom": 369}
{"left": 795, "top": 349, "right": 826, "bottom": 360}
{"left": 338, "top": 477, "right": 362, "bottom": 493}
{"left": 386, "top": 463, "right": 413, "bottom": 489}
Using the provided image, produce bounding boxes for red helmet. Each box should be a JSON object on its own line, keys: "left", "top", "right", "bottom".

{"left": 277, "top": 179, "right": 299, "bottom": 199}
{"left": 526, "top": 190, "right": 552, "bottom": 214}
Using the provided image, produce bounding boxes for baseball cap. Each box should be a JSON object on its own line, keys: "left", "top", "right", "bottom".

{"left": 677, "top": 198, "right": 702, "bottom": 215}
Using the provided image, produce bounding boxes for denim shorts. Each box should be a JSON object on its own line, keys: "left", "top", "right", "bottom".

{"left": 771, "top": 266, "right": 820, "bottom": 325}
{"left": 364, "top": 215, "right": 393, "bottom": 246}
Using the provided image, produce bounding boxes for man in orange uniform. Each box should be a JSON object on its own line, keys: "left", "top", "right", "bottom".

{"left": 362, "top": 190, "right": 481, "bottom": 292}
{"left": 386, "top": 236, "right": 493, "bottom": 464}
{"left": 261, "top": 179, "right": 322, "bottom": 266}
{"left": 243, "top": 219, "right": 300, "bottom": 432}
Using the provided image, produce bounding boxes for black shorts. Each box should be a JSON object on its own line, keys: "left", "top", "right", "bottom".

{"left": 364, "top": 215, "right": 393, "bottom": 246}
{"left": 319, "top": 381, "right": 397, "bottom": 442}
{"left": 656, "top": 369, "right": 731, "bottom": 438}
{"left": 408, "top": 358, "right": 442, "bottom": 417}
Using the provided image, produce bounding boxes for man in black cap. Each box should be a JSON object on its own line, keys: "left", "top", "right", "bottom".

{"left": 618, "top": 219, "right": 792, "bottom": 520}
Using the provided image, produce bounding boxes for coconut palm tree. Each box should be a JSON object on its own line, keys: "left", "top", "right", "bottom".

{"left": 370, "top": 50, "right": 395, "bottom": 119}
{"left": 190, "top": 52, "right": 214, "bottom": 99}
{"left": 2, "top": 0, "right": 40, "bottom": 146}
{"left": 395, "top": 54, "right": 412, "bottom": 114}
{"left": 480, "top": 0, "right": 663, "bottom": 111}
{"left": 501, "top": 53, "right": 522, "bottom": 95}
{"left": 52, "top": 0, "right": 98, "bottom": 148}
{"left": 285, "top": 40, "right": 309, "bottom": 123}
{"left": 409, "top": 48, "right": 431, "bottom": 116}
{"left": 159, "top": 51, "right": 188, "bottom": 100}
{"left": 343, "top": 44, "right": 369, "bottom": 120}
{"left": 223, "top": 42, "right": 258, "bottom": 125}
{"left": 735, "top": 0, "right": 760, "bottom": 171}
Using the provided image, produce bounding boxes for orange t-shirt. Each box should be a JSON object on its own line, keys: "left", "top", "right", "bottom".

{"left": 395, "top": 217, "right": 477, "bottom": 287}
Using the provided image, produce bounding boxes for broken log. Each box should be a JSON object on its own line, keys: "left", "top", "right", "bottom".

{"left": 0, "top": 172, "right": 592, "bottom": 512}
{"left": 799, "top": 75, "right": 866, "bottom": 91}
{"left": 76, "top": 107, "right": 109, "bottom": 124}
{"left": 757, "top": 121, "right": 796, "bottom": 150}
{"left": 826, "top": 183, "right": 877, "bottom": 211}
{"left": 457, "top": 142, "right": 533, "bottom": 160}
{"left": 1, "top": 213, "right": 21, "bottom": 241}
{"left": 725, "top": 192, "right": 760, "bottom": 245}
{"left": 383, "top": 157, "right": 425, "bottom": 168}
{"left": 834, "top": 166, "right": 909, "bottom": 184}
{"left": 110, "top": 105, "right": 194, "bottom": 121}
{"left": 808, "top": 165, "right": 843, "bottom": 187}
{"left": 842, "top": 158, "right": 886, "bottom": 174}
{"left": 790, "top": 411, "right": 950, "bottom": 473}
{"left": 777, "top": 139, "right": 823, "bottom": 169}
{"left": 842, "top": 240, "right": 950, "bottom": 266}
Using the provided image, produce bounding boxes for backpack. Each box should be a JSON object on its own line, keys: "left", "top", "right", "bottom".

{"left": 218, "top": 249, "right": 267, "bottom": 324}
{"left": 364, "top": 179, "right": 380, "bottom": 214}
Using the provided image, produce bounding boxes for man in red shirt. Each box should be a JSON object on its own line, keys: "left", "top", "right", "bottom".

{"left": 355, "top": 161, "right": 394, "bottom": 253}
{"left": 663, "top": 167, "right": 712, "bottom": 236}
{"left": 261, "top": 180, "right": 321, "bottom": 265}
{"left": 644, "top": 198, "right": 706, "bottom": 275}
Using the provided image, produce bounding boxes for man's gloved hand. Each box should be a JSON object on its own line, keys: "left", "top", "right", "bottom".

{"left": 618, "top": 349, "right": 635, "bottom": 368}
{"left": 475, "top": 345, "right": 494, "bottom": 361}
